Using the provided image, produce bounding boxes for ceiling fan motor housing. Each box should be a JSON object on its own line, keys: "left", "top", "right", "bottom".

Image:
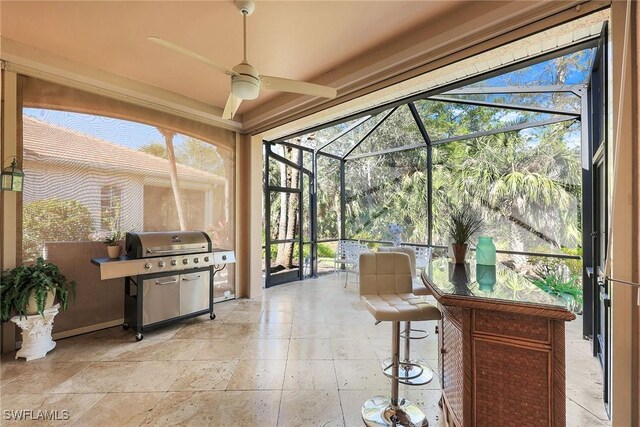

{"left": 235, "top": 0, "right": 255, "bottom": 16}
{"left": 232, "top": 62, "right": 260, "bottom": 100}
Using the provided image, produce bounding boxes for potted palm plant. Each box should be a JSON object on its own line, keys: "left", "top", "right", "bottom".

{"left": 104, "top": 231, "right": 125, "bottom": 258}
{"left": 1, "top": 257, "right": 76, "bottom": 321}
{"left": 446, "top": 208, "right": 482, "bottom": 264}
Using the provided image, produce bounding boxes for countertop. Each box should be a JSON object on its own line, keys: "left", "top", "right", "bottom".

{"left": 421, "top": 256, "right": 576, "bottom": 321}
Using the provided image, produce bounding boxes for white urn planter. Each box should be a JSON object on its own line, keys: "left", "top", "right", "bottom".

{"left": 25, "top": 290, "right": 56, "bottom": 315}
{"left": 11, "top": 304, "right": 60, "bottom": 361}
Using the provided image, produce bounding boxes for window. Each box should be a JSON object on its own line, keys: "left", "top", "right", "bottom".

{"left": 100, "top": 185, "right": 122, "bottom": 230}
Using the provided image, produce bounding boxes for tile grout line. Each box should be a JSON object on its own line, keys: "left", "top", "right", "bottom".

{"left": 331, "top": 355, "right": 348, "bottom": 426}
{"left": 567, "top": 395, "right": 611, "bottom": 424}
{"left": 273, "top": 303, "right": 286, "bottom": 427}
{"left": 135, "top": 389, "right": 170, "bottom": 427}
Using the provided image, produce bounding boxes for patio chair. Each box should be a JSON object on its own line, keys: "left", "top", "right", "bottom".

{"left": 412, "top": 246, "right": 432, "bottom": 272}
{"left": 334, "top": 240, "right": 357, "bottom": 274}
{"left": 341, "top": 242, "right": 369, "bottom": 288}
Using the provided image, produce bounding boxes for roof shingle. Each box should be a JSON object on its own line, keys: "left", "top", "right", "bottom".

{"left": 23, "top": 116, "right": 221, "bottom": 183}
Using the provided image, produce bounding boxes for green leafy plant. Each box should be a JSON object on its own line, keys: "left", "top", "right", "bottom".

{"left": 1, "top": 258, "right": 76, "bottom": 321}
{"left": 533, "top": 273, "right": 582, "bottom": 313}
{"left": 104, "top": 231, "right": 125, "bottom": 246}
{"left": 446, "top": 208, "right": 482, "bottom": 245}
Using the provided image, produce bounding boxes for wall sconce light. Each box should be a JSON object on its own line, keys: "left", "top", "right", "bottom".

{"left": 1, "top": 157, "right": 24, "bottom": 192}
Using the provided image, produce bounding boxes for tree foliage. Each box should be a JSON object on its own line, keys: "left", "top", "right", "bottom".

{"left": 268, "top": 47, "right": 593, "bottom": 285}
{"left": 23, "top": 199, "right": 94, "bottom": 262}
{"left": 139, "top": 143, "right": 167, "bottom": 158}
{"left": 432, "top": 121, "right": 581, "bottom": 255}
{"left": 139, "top": 138, "right": 225, "bottom": 175}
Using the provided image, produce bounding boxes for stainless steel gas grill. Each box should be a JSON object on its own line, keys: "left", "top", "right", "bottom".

{"left": 91, "top": 231, "right": 235, "bottom": 341}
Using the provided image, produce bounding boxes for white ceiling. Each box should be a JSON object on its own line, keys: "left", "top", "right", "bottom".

{"left": 0, "top": 1, "right": 464, "bottom": 120}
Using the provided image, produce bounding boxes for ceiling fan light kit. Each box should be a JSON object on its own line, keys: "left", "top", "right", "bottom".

{"left": 148, "top": 0, "right": 336, "bottom": 120}
{"left": 231, "top": 63, "right": 260, "bottom": 100}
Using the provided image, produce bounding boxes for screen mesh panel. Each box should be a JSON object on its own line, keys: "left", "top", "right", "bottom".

{"left": 317, "top": 154, "right": 340, "bottom": 240}
{"left": 20, "top": 77, "right": 236, "bottom": 300}
{"left": 432, "top": 121, "right": 581, "bottom": 257}
{"left": 345, "top": 148, "right": 428, "bottom": 244}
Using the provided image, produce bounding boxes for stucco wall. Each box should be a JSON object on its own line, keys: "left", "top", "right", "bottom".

{"left": 23, "top": 161, "right": 145, "bottom": 232}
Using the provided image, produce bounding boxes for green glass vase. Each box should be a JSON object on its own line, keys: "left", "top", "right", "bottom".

{"left": 475, "top": 236, "right": 496, "bottom": 266}
{"left": 476, "top": 264, "right": 496, "bottom": 292}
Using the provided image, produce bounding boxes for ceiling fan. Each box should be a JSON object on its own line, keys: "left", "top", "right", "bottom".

{"left": 148, "top": 0, "right": 337, "bottom": 120}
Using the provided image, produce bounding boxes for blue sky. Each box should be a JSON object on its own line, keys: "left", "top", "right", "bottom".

{"left": 24, "top": 108, "right": 187, "bottom": 149}
{"left": 468, "top": 48, "right": 596, "bottom": 88}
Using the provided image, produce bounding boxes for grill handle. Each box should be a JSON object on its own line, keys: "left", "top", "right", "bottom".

{"left": 146, "top": 246, "right": 206, "bottom": 255}
{"left": 155, "top": 279, "right": 178, "bottom": 285}
{"left": 182, "top": 275, "right": 202, "bottom": 281}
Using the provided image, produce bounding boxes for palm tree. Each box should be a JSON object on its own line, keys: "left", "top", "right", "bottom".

{"left": 159, "top": 129, "right": 186, "bottom": 230}
{"left": 433, "top": 121, "right": 581, "bottom": 266}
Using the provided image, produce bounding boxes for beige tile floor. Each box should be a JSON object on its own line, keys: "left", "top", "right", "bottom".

{"left": 1, "top": 274, "right": 609, "bottom": 426}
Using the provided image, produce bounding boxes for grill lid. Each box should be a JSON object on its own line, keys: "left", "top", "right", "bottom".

{"left": 125, "top": 231, "right": 212, "bottom": 258}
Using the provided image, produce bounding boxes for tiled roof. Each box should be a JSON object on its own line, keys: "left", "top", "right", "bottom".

{"left": 23, "top": 116, "right": 221, "bottom": 183}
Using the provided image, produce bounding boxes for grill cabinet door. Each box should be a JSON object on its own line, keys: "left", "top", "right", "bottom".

{"left": 180, "top": 271, "right": 210, "bottom": 315}
{"left": 142, "top": 275, "right": 180, "bottom": 325}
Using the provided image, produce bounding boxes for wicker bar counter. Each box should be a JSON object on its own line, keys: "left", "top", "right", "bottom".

{"left": 421, "top": 258, "right": 575, "bottom": 427}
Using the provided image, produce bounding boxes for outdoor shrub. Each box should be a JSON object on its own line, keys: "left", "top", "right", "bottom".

{"left": 23, "top": 199, "right": 94, "bottom": 262}
{"left": 528, "top": 246, "right": 583, "bottom": 279}
{"left": 317, "top": 243, "right": 335, "bottom": 258}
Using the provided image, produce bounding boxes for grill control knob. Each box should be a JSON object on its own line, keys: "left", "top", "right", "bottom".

{"left": 204, "top": 256, "right": 210, "bottom": 263}
{"left": 170, "top": 260, "right": 177, "bottom": 266}
{"left": 144, "top": 262, "right": 152, "bottom": 270}
{"left": 193, "top": 257, "right": 199, "bottom": 264}
{"left": 182, "top": 259, "right": 189, "bottom": 265}
{"left": 158, "top": 261, "right": 165, "bottom": 268}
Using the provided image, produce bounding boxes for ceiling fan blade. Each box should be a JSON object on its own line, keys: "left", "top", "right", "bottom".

{"left": 260, "top": 76, "right": 337, "bottom": 99}
{"left": 222, "top": 93, "right": 243, "bottom": 120}
{"left": 147, "top": 36, "right": 237, "bottom": 77}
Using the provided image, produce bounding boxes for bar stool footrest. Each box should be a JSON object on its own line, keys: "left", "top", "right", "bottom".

{"left": 382, "top": 359, "right": 434, "bottom": 386}
{"left": 381, "top": 360, "right": 424, "bottom": 381}
{"left": 362, "top": 395, "right": 428, "bottom": 427}
{"left": 400, "top": 328, "right": 429, "bottom": 340}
